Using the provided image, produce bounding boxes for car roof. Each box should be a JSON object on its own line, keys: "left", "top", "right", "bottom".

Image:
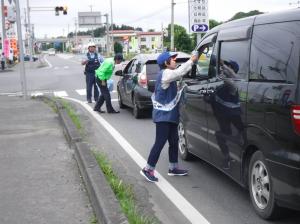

{"left": 203, "top": 8, "right": 300, "bottom": 39}
{"left": 135, "top": 52, "right": 190, "bottom": 63}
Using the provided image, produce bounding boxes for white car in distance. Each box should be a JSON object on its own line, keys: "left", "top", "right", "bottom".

{"left": 47, "top": 48, "right": 56, "bottom": 56}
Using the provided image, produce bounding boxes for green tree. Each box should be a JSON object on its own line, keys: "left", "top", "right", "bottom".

{"left": 229, "top": 10, "right": 264, "bottom": 21}
{"left": 164, "top": 24, "right": 193, "bottom": 52}
{"left": 209, "top": 19, "right": 222, "bottom": 29}
{"left": 114, "top": 42, "right": 123, "bottom": 54}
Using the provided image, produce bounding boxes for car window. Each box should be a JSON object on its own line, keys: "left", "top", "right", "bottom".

{"left": 123, "top": 60, "right": 134, "bottom": 74}
{"left": 250, "top": 21, "right": 300, "bottom": 83}
{"left": 145, "top": 61, "right": 160, "bottom": 75}
{"left": 195, "top": 37, "right": 217, "bottom": 79}
{"left": 219, "top": 40, "right": 250, "bottom": 80}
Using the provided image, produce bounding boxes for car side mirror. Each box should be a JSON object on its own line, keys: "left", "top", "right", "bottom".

{"left": 115, "top": 69, "right": 123, "bottom": 76}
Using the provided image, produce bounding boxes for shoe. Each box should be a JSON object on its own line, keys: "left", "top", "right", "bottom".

{"left": 168, "top": 168, "right": 188, "bottom": 176}
{"left": 87, "top": 100, "right": 92, "bottom": 103}
{"left": 140, "top": 168, "right": 158, "bottom": 182}
{"left": 108, "top": 110, "right": 120, "bottom": 114}
{"left": 93, "top": 108, "right": 105, "bottom": 113}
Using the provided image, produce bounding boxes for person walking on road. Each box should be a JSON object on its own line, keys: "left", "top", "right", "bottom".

{"left": 1, "top": 52, "right": 5, "bottom": 70}
{"left": 93, "top": 53, "right": 123, "bottom": 114}
{"left": 140, "top": 51, "right": 198, "bottom": 182}
{"left": 82, "top": 42, "right": 104, "bottom": 103}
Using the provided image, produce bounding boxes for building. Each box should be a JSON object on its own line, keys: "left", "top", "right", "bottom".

{"left": 109, "top": 30, "right": 163, "bottom": 54}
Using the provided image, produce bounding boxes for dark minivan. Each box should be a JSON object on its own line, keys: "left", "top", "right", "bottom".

{"left": 179, "top": 9, "right": 300, "bottom": 219}
{"left": 116, "top": 52, "right": 190, "bottom": 118}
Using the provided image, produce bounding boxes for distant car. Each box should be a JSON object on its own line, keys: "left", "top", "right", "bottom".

{"left": 47, "top": 48, "right": 56, "bottom": 56}
{"left": 115, "top": 52, "right": 190, "bottom": 118}
{"left": 24, "top": 54, "right": 38, "bottom": 62}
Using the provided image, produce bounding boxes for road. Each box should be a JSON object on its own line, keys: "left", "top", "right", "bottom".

{"left": 1, "top": 54, "right": 300, "bottom": 224}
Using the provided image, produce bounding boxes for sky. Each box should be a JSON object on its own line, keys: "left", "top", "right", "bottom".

{"left": 15, "top": 0, "right": 295, "bottom": 38}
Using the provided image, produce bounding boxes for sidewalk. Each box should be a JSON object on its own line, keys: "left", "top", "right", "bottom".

{"left": 0, "top": 96, "right": 93, "bottom": 224}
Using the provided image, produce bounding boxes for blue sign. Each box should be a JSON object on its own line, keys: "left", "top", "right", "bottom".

{"left": 191, "top": 24, "right": 209, "bottom": 32}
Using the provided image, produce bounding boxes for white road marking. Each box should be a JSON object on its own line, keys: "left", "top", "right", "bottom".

{"left": 54, "top": 66, "right": 59, "bottom": 70}
{"left": 76, "top": 89, "right": 86, "bottom": 95}
{"left": 43, "top": 56, "right": 53, "bottom": 69}
{"left": 54, "top": 91, "right": 68, "bottom": 97}
{"left": 64, "top": 66, "right": 69, "bottom": 69}
{"left": 31, "top": 92, "right": 44, "bottom": 97}
{"left": 63, "top": 96, "right": 210, "bottom": 224}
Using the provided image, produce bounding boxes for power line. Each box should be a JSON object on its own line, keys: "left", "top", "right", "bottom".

{"left": 124, "top": 5, "right": 170, "bottom": 25}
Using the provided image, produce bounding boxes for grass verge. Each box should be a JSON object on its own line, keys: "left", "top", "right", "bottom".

{"left": 58, "top": 98, "right": 82, "bottom": 130}
{"left": 93, "top": 151, "right": 158, "bottom": 224}
{"left": 52, "top": 97, "right": 157, "bottom": 223}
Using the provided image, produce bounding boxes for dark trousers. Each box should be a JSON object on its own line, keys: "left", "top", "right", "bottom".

{"left": 147, "top": 122, "right": 179, "bottom": 168}
{"left": 1, "top": 61, "right": 4, "bottom": 70}
{"left": 86, "top": 72, "right": 99, "bottom": 101}
{"left": 94, "top": 78, "right": 114, "bottom": 112}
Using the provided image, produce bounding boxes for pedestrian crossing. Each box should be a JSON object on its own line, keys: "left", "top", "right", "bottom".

{"left": 29, "top": 89, "right": 118, "bottom": 101}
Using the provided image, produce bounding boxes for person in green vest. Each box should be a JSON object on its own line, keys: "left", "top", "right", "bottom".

{"left": 93, "top": 53, "right": 123, "bottom": 113}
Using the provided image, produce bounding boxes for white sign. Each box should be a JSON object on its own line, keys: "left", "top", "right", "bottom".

{"left": 78, "top": 12, "right": 102, "bottom": 28}
{"left": 189, "top": 0, "right": 209, "bottom": 33}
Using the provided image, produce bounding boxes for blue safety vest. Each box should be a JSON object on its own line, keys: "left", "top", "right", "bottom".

{"left": 152, "top": 70, "right": 180, "bottom": 124}
{"left": 85, "top": 53, "right": 100, "bottom": 74}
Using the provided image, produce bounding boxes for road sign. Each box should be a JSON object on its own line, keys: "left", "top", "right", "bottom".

{"left": 78, "top": 11, "right": 102, "bottom": 28}
{"left": 189, "top": 0, "right": 209, "bottom": 33}
{"left": 191, "top": 24, "right": 208, "bottom": 32}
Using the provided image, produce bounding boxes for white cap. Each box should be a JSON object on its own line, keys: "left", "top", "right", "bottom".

{"left": 88, "top": 42, "right": 96, "bottom": 48}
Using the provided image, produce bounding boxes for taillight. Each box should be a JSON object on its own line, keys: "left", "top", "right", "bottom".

{"left": 291, "top": 105, "right": 300, "bottom": 135}
{"left": 138, "top": 72, "right": 148, "bottom": 88}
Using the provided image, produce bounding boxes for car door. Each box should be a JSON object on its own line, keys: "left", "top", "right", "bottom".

{"left": 122, "top": 59, "right": 137, "bottom": 104}
{"left": 119, "top": 59, "right": 134, "bottom": 105}
{"left": 181, "top": 34, "right": 217, "bottom": 162}
{"left": 206, "top": 27, "right": 250, "bottom": 181}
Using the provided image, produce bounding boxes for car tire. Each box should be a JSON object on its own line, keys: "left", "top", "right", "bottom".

{"left": 117, "top": 89, "right": 126, "bottom": 109}
{"left": 248, "top": 151, "right": 279, "bottom": 219}
{"left": 178, "top": 121, "right": 192, "bottom": 160}
{"left": 133, "top": 95, "right": 143, "bottom": 119}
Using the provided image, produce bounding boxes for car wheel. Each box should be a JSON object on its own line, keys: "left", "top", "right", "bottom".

{"left": 178, "top": 121, "right": 192, "bottom": 160}
{"left": 117, "top": 89, "right": 126, "bottom": 109}
{"left": 249, "top": 151, "right": 279, "bottom": 219}
{"left": 133, "top": 95, "right": 143, "bottom": 119}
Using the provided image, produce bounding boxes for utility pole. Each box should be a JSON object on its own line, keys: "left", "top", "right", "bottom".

{"left": 26, "top": 0, "right": 33, "bottom": 61}
{"left": 89, "top": 4, "right": 95, "bottom": 40}
{"left": 110, "top": 0, "right": 114, "bottom": 54}
{"left": 170, "top": 0, "right": 175, "bottom": 51}
{"left": 1, "top": 0, "right": 6, "bottom": 53}
{"left": 74, "top": 18, "right": 78, "bottom": 50}
{"left": 15, "top": 0, "right": 28, "bottom": 99}
{"left": 104, "top": 13, "right": 109, "bottom": 56}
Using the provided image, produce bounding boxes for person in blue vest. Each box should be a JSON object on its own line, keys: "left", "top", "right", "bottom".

{"left": 81, "top": 42, "right": 104, "bottom": 103}
{"left": 140, "top": 51, "right": 198, "bottom": 182}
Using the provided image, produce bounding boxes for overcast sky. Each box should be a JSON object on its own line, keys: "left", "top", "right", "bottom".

{"left": 16, "top": 0, "right": 294, "bottom": 38}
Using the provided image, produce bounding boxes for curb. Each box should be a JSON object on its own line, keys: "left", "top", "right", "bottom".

{"left": 44, "top": 97, "right": 129, "bottom": 224}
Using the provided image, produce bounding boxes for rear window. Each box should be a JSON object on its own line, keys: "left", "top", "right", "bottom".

{"left": 145, "top": 62, "right": 160, "bottom": 75}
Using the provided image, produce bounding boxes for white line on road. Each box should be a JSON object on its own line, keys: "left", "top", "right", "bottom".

{"left": 43, "top": 56, "right": 53, "bottom": 69}
{"left": 54, "top": 91, "right": 68, "bottom": 97}
{"left": 63, "top": 96, "right": 210, "bottom": 224}
{"left": 76, "top": 89, "right": 86, "bottom": 96}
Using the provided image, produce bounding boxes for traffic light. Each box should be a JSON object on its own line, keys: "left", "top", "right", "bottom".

{"left": 63, "top": 6, "right": 67, "bottom": 15}
{"left": 54, "top": 6, "right": 67, "bottom": 16}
